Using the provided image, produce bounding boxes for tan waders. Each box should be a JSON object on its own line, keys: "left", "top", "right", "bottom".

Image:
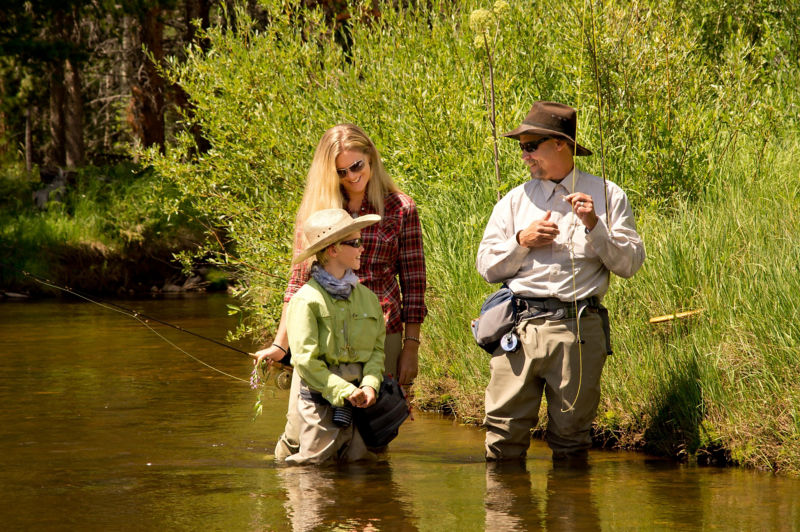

{"left": 484, "top": 312, "right": 607, "bottom": 460}
{"left": 276, "top": 332, "right": 403, "bottom": 461}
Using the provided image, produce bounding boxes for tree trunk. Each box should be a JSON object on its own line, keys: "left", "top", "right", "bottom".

{"left": 129, "top": 6, "right": 165, "bottom": 150}
{"left": 0, "top": 76, "right": 6, "bottom": 159}
{"left": 25, "top": 108, "right": 33, "bottom": 173}
{"left": 65, "top": 56, "right": 85, "bottom": 166}
{"left": 185, "top": 0, "right": 211, "bottom": 50}
{"left": 47, "top": 60, "right": 67, "bottom": 166}
{"left": 174, "top": 0, "right": 212, "bottom": 155}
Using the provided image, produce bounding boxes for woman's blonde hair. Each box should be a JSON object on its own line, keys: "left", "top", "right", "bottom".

{"left": 295, "top": 124, "right": 400, "bottom": 232}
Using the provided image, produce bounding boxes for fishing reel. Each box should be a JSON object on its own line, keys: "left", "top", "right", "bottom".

{"left": 274, "top": 367, "right": 292, "bottom": 390}
{"left": 258, "top": 359, "right": 293, "bottom": 390}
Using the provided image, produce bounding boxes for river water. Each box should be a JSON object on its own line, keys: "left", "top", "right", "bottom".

{"left": 1, "top": 294, "right": 799, "bottom": 530}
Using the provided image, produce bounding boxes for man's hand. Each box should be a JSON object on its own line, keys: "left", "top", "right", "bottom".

{"left": 348, "top": 386, "right": 376, "bottom": 408}
{"left": 517, "top": 210, "right": 560, "bottom": 248}
{"left": 564, "top": 193, "right": 598, "bottom": 231}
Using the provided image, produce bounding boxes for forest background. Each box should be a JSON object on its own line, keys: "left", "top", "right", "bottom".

{"left": 2, "top": 0, "right": 799, "bottom": 475}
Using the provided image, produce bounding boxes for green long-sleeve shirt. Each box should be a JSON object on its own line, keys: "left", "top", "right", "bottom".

{"left": 287, "top": 278, "right": 385, "bottom": 407}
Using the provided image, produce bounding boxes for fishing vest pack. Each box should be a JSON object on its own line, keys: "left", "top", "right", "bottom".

{"left": 471, "top": 288, "right": 613, "bottom": 356}
{"left": 470, "top": 285, "right": 517, "bottom": 355}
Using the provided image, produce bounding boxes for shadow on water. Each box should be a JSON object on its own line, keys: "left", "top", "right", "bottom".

{"left": 2, "top": 296, "right": 800, "bottom": 530}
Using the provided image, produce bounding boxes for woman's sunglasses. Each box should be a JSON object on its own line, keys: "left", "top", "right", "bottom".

{"left": 336, "top": 159, "right": 366, "bottom": 178}
{"left": 339, "top": 238, "right": 363, "bottom": 248}
{"left": 519, "top": 137, "right": 551, "bottom": 153}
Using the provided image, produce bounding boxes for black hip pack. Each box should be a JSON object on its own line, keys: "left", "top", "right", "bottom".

{"left": 470, "top": 285, "right": 517, "bottom": 354}
{"left": 354, "top": 375, "right": 410, "bottom": 448}
{"left": 471, "top": 288, "right": 613, "bottom": 355}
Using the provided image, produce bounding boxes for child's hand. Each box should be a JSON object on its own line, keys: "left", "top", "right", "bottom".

{"left": 348, "top": 386, "right": 376, "bottom": 408}
{"left": 360, "top": 385, "right": 376, "bottom": 408}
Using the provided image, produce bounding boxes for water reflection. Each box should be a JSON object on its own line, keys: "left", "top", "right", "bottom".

{"left": 485, "top": 460, "right": 601, "bottom": 531}
{"left": 278, "top": 462, "right": 417, "bottom": 531}
{"left": 545, "top": 460, "right": 600, "bottom": 531}
{"left": 485, "top": 461, "right": 540, "bottom": 530}
{"left": 2, "top": 297, "right": 800, "bottom": 530}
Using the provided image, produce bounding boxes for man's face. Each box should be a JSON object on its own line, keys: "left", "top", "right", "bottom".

{"left": 519, "top": 133, "right": 562, "bottom": 181}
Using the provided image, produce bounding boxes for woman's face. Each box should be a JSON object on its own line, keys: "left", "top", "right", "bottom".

{"left": 335, "top": 150, "right": 371, "bottom": 197}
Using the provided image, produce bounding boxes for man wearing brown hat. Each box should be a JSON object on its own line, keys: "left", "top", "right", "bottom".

{"left": 476, "top": 101, "right": 645, "bottom": 462}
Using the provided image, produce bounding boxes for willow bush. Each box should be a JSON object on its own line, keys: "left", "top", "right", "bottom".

{"left": 143, "top": 0, "right": 800, "bottom": 472}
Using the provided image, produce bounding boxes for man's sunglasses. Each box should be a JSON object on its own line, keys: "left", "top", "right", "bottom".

{"left": 336, "top": 159, "right": 366, "bottom": 178}
{"left": 519, "top": 137, "right": 551, "bottom": 153}
{"left": 339, "top": 238, "right": 363, "bottom": 248}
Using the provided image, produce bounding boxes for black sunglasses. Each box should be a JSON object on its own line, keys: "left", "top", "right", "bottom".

{"left": 519, "top": 137, "right": 552, "bottom": 153}
{"left": 336, "top": 159, "right": 366, "bottom": 179}
{"left": 339, "top": 238, "right": 363, "bottom": 248}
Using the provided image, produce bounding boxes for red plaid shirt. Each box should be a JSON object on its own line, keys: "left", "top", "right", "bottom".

{"left": 286, "top": 192, "right": 427, "bottom": 334}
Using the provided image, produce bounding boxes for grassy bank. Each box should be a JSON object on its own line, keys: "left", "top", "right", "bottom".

{"left": 601, "top": 139, "right": 800, "bottom": 472}
{"left": 0, "top": 164, "right": 213, "bottom": 295}
{"left": 142, "top": 0, "right": 800, "bottom": 474}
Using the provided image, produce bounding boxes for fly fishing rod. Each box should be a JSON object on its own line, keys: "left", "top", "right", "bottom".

{"left": 1, "top": 262, "right": 291, "bottom": 386}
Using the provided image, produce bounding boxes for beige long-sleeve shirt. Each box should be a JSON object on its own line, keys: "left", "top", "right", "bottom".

{"left": 476, "top": 169, "right": 645, "bottom": 301}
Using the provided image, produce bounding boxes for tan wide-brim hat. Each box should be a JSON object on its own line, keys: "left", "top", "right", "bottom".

{"left": 502, "top": 101, "right": 593, "bottom": 156}
{"left": 292, "top": 208, "right": 381, "bottom": 264}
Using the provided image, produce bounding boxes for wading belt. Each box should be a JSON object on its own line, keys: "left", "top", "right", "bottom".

{"left": 515, "top": 296, "right": 613, "bottom": 355}
{"left": 515, "top": 296, "right": 601, "bottom": 321}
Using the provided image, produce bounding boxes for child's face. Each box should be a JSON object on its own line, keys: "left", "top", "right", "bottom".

{"left": 334, "top": 231, "right": 363, "bottom": 271}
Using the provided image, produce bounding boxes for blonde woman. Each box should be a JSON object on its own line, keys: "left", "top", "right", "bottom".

{"left": 255, "top": 124, "right": 427, "bottom": 459}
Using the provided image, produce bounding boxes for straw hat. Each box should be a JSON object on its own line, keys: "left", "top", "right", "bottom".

{"left": 292, "top": 208, "right": 381, "bottom": 265}
{"left": 502, "top": 101, "right": 593, "bottom": 156}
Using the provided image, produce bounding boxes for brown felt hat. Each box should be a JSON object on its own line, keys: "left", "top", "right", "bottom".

{"left": 502, "top": 101, "right": 592, "bottom": 156}
{"left": 292, "top": 208, "right": 381, "bottom": 265}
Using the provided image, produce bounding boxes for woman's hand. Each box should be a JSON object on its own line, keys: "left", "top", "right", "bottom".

{"left": 397, "top": 323, "right": 421, "bottom": 385}
{"left": 397, "top": 343, "right": 419, "bottom": 385}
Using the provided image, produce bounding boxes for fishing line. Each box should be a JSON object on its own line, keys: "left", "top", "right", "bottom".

{"left": 561, "top": 0, "right": 593, "bottom": 414}
{"left": 589, "top": 0, "right": 611, "bottom": 226}
{"left": 3, "top": 263, "right": 252, "bottom": 384}
{"left": 561, "top": 0, "right": 611, "bottom": 414}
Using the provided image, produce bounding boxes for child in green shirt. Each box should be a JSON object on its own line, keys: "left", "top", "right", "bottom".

{"left": 283, "top": 208, "right": 386, "bottom": 465}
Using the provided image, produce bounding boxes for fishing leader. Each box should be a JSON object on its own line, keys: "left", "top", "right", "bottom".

{"left": 476, "top": 101, "right": 645, "bottom": 462}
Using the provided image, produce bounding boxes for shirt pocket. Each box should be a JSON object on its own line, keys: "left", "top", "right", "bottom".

{"left": 568, "top": 222, "right": 599, "bottom": 260}
{"left": 347, "top": 312, "right": 381, "bottom": 353}
{"left": 376, "top": 214, "right": 401, "bottom": 245}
